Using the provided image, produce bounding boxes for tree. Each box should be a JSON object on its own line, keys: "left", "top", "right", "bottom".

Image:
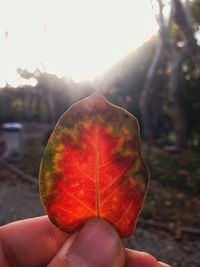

{"left": 140, "top": 0, "right": 200, "bottom": 148}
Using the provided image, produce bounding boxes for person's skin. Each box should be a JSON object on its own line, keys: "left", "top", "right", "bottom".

{"left": 0, "top": 216, "right": 171, "bottom": 267}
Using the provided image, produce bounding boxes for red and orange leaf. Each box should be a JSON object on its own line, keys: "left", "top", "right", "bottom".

{"left": 39, "top": 91, "right": 149, "bottom": 238}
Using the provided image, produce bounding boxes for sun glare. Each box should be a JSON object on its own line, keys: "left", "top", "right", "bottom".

{"left": 0, "top": 0, "right": 157, "bottom": 86}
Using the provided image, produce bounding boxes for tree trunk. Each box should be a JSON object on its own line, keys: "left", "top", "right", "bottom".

{"left": 140, "top": 41, "right": 165, "bottom": 144}
{"left": 140, "top": 0, "right": 167, "bottom": 144}
{"left": 169, "top": 48, "right": 188, "bottom": 147}
{"left": 173, "top": 0, "right": 200, "bottom": 66}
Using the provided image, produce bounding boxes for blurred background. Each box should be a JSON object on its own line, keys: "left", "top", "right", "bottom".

{"left": 0, "top": 0, "right": 199, "bottom": 266}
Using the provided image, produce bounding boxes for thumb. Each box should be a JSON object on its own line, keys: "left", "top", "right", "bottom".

{"left": 48, "top": 218, "right": 125, "bottom": 267}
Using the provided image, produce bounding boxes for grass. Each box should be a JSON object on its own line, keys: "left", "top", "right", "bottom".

{"left": 146, "top": 148, "right": 200, "bottom": 195}
{"left": 14, "top": 139, "right": 44, "bottom": 178}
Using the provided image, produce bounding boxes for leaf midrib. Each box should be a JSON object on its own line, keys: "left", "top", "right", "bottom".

{"left": 95, "top": 125, "right": 100, "bottom": 217}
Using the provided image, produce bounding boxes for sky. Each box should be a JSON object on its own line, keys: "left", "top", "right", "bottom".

{"left": 0, "top": 0, "right": 158, "bottom": 87}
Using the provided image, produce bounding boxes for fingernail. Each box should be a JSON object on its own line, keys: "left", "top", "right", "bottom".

{"left": 159, "top": 261, "right": 172, "bottom": 267}
{"left": 64, "top": 218, "right": 125, "bottom": 267}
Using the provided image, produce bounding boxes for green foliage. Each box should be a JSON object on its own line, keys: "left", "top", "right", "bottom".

{"left": 190, "top": 0, "right": 200, "bottom": 25}
{"left": 181, "top": 76, "right": 200, "bottom": 149}
{"left": 0, "top": 74, "right": 94, "bottom": 123}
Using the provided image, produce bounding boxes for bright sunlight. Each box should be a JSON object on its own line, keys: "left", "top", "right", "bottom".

{"left": 0, "top": 0, "right": 157, "bottom": 86}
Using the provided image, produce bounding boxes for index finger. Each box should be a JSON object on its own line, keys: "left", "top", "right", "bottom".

{"left": 126, "top": 249, "right": 171, "bottom": 267}
{"left": 0, "top": 216, "right": 68, "bottom": 267}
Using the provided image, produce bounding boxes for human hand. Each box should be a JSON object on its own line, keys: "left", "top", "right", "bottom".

{"left": 0, "top": 216, "right": 170, "bottom": 267}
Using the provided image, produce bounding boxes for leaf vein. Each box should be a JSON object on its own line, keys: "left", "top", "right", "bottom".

{"left": 74, "top": 162, "right": 95, "bottom": 182}
{"left": 116, "top": 199, "right": 135, "bottom": 226}
{"left": 101, "top": 159, "right": 133, "bottom": 193}
{"left": 53, "top": 205, "right": 81, "bottom": 219}
{"left": 60, "top": 184, "right": 95, "bottom": 215}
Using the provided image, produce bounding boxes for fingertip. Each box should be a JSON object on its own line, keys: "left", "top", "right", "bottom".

{"left": 159, "top": 261, "right": 172, "bottom": 267}
{"left": 126, "top": 249, "right": 163, "bottom": 267}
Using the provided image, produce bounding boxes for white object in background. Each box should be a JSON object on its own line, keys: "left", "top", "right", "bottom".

{"left": 2, "top": 122, "right": 24, "bottom": 161}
